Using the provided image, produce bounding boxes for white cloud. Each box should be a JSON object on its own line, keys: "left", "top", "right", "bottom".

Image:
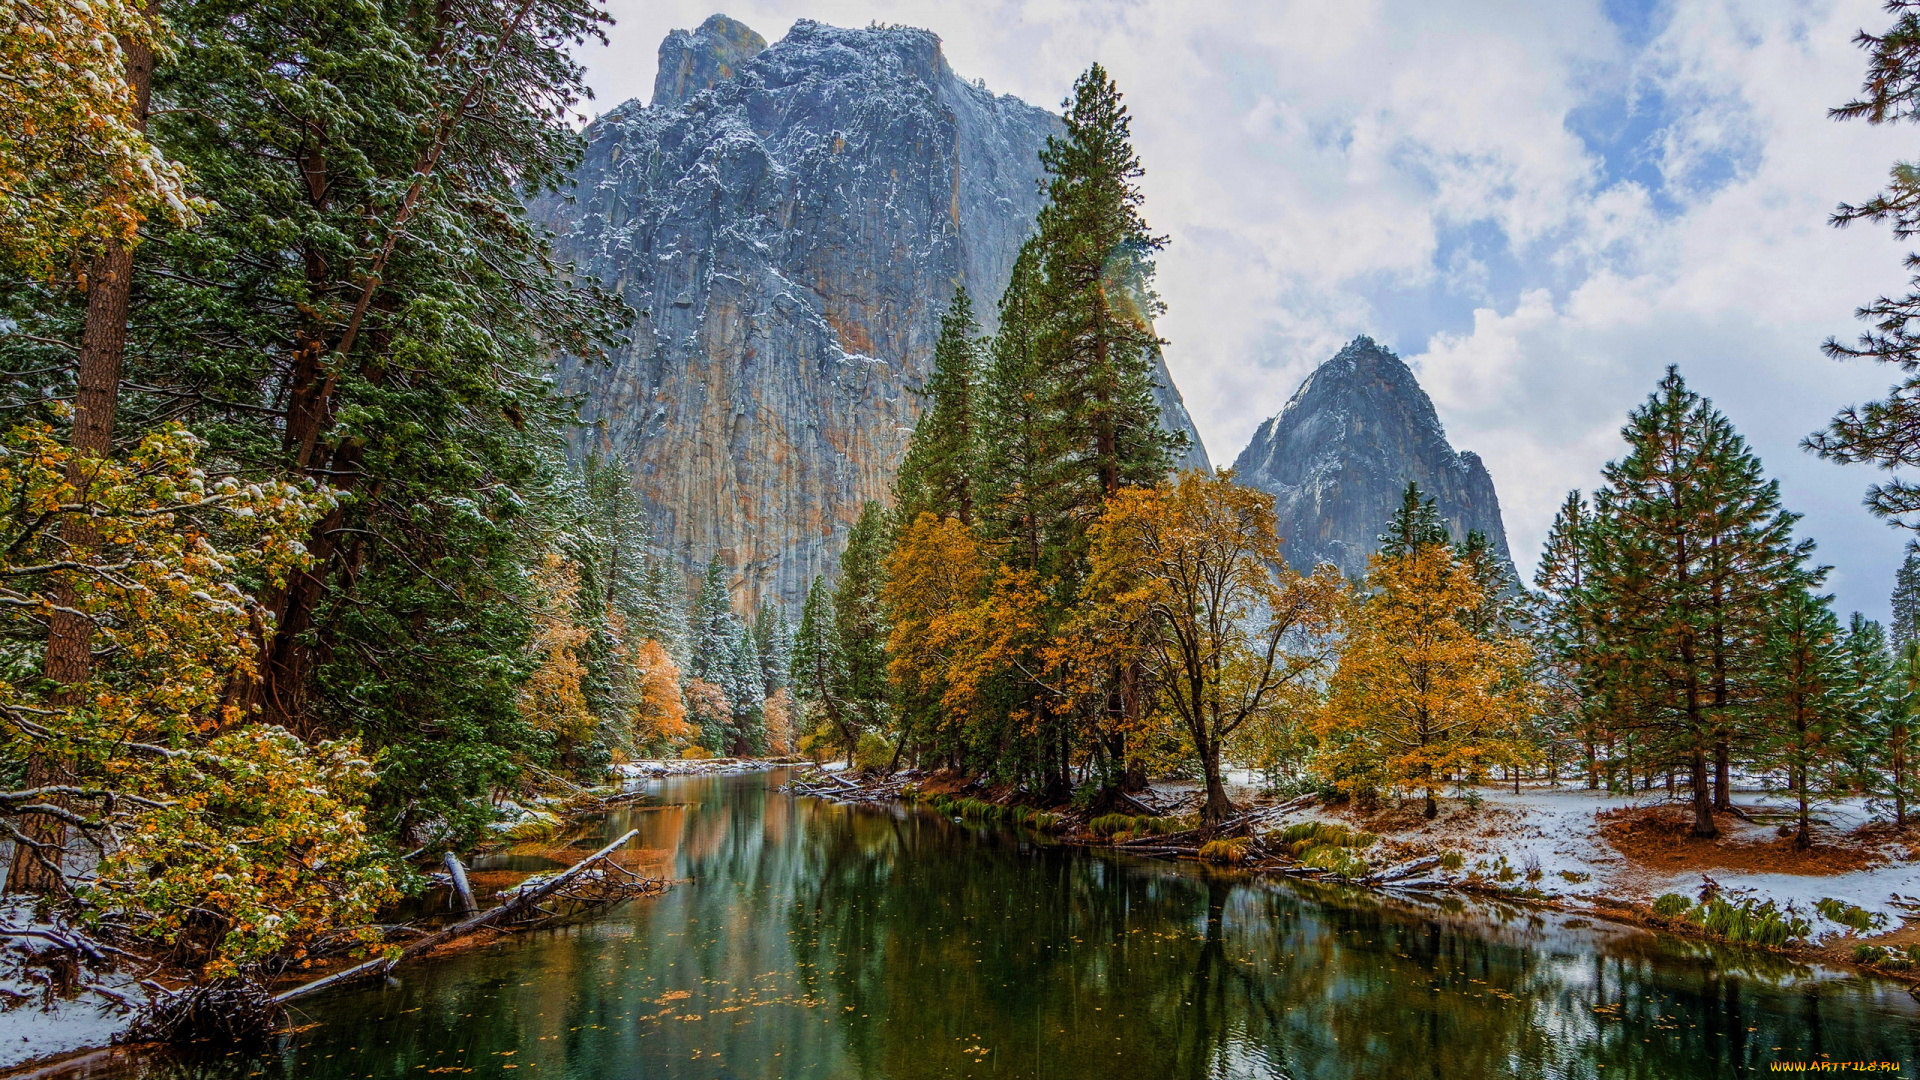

{"left": 583, "top": 0, "right": 1920, "bottom": 617}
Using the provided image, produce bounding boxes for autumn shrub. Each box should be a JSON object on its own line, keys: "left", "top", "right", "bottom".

{"left": 1438, "top": 851, "right": 1465, "bottom": 872}
{"left": 85, "top": 727, "right": 396, "bottom": 979}
{"left": 680, "top": 745, "right": 714, "bottom": 760}
{"left": 854, "top": 732, "right": 894, "bottom": 771}
{"left": 1198, "top": 838, "right": 1250, "bottom": 864}
{"left": 1300, "top": 845, "right": 1370, "bottom": 879}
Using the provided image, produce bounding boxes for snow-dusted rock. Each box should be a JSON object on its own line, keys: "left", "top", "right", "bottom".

{"left": 534, "top": 15, "right": 1208, "bottom": 610}
{"left": 1232, "top": 335, "right": 1512, "bottom": 577}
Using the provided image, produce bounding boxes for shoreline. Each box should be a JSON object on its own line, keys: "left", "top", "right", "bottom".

{"left": 788, "top": 765, "right": 1920, "bottom": 988}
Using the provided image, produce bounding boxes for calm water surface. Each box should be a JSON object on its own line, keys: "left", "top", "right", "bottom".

{"left": 107, "top": 768, "right": 1920, "bottom": 1078}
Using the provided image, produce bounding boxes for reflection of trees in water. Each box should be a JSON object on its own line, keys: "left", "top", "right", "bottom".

{"left": 790, "top": 807, "right": 1920, "bottom": 1079}
{"left": 175, "top": 775, "right": 1920, "bottom": 1080}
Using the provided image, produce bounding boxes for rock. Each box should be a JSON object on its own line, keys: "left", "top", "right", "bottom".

{"left": 535, "top": 15, "right": 1209, "bottom": 610}
{"left": 1231, "top": 335, "right": 1512, "bottom": 577}
{"left": 652, "top": 15, "right": 766, "bottom": 109}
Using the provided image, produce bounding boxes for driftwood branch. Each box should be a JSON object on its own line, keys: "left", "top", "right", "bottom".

{"left": 271, "top": 829, "right": 641, "bottom": 1006}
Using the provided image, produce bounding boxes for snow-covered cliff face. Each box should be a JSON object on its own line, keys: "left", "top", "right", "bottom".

{"left": 1231, "top": 336, "right": 1511, "bottom": 578}
{"left": 537, "top": 15, "right": 1210, "bottom": 609}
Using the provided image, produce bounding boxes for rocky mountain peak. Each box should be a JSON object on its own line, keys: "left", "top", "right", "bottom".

{"left": 651, "top": 14, "right": 766, "bottom": 109}
{"left": 1231, "top": 336, "right": 1511, "bottom": 577}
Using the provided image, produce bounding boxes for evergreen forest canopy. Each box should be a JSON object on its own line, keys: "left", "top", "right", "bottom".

{"left": 0, "top": 0, "right": 1918, "bottom": 1007}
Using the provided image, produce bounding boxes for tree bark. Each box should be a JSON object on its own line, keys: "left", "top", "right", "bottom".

{"left": 1894, "top": 720, "right": 1908, "bottom": 829}
{"left": 1197, "top": 740, "right": 1235, "bottom": 823}
{"left": 8, "top": 8, "right": 157, "bottom": 896}
{"left": 1712, "top": 739, "right": 1731, "bottom": 812}
{"left": 1688, "top": 747, "right": 1716, "bottom": 838}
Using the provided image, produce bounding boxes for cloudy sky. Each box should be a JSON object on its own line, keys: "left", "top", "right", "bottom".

{"left": 581, "top": 0, "right": 1919, "bottom": 620}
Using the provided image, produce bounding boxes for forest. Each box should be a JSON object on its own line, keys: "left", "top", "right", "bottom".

{"left": 8, "top": 0, "right": 1920, "bottom": 1033}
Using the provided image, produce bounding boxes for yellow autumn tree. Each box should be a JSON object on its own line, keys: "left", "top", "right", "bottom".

{"left": 629, "top": 637, "right": 691, "bottom": 750}
{"left": 1316, "top": 543, "right": 1538, "bottom": 819}
{"left": 0, "top": 0, "right": 201, "bottom": 275}
{"left": 0, "top": 419, "right": 394, "bottom": 973}
{"left": 519, "top": 551, "right": 593, "bottom": 744}
{"left": 1086, "top": 472, "right": 1345, "bottom": 821}
{"left": 762, "top": 687, "right": 795, "bottom": 756}
{"left": 884, "top": 513, "right": 990, "bottom": 752}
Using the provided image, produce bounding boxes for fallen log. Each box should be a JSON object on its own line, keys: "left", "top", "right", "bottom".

{"left": 272, "top": 828, "right": 643, "bottom": 1006}
{"left": 443, "top": 852, "right": 477, "bottom": 915}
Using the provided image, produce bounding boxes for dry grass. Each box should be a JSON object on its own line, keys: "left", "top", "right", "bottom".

{"left": 1598, "top": 806, "right": 1881, "bottom": 875}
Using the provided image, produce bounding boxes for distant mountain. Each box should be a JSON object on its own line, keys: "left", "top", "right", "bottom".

{"left": 1231, "top": 336, "right": 1511, "bottom": 577}
{"left": 534, "top": 14, "right": 1209, "bottom": 608}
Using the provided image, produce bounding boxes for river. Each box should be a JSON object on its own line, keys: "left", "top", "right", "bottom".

{"left": 89, "top": 767, "right": 1920, "bottom": 1079}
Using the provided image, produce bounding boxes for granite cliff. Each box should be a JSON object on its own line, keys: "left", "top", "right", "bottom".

{"left": 1231, "top": 336, "right": 1511, "bottom": 578}
{"left": 537, "top": 14, "right": 1210, "bottom": 609}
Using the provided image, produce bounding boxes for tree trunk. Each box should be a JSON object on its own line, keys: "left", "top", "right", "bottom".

{"left": 1712, "top": 740, "right": 1730, "bottom": 812}
{"left": 8, "top": 12, "right": 157, "bottom": 896}
{"left": 1795, "top": 763, "right": 1812, "bottom": 851}
{"left": 1895, "top": 721, "right": 1908, "bottom": 829}
{"left": 1197, "top": 741, "right": 1235, "bottom": 823}
{"left": 1688, "top": 748, "right": 1717, "bottom": 838}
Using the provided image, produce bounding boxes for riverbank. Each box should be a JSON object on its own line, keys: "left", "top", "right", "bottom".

{"left": 792, "top": 766, "right": 1920, "bottom": 981}
{"left": 0, "top": 760, "right": 740, "bottom": 1075}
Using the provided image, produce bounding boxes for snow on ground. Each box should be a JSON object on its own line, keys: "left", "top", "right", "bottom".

{"left": 1179, "top": 780, "right": 1920, "bottom": 944}
{"left": 610, "top": 757, "right": 778, "bottom": 780}
{"left": 0, "top": 899, "right": 140, "bottom": 1071}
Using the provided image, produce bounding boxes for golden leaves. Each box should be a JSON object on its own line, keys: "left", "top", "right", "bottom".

{"left": 0, "top": 0, "right": 204, "bottom": 276}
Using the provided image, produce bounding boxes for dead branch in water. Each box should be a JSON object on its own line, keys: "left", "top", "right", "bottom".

{"left": 271, "top": 828, "right": 648, "bottom": 1006}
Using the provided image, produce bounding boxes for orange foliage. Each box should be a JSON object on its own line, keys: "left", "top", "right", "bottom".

{"left": 631, "top": 638, "right": 692, "bottom": 745}
{"left": 763, "top": 687, "right": 795, "bottom": 756}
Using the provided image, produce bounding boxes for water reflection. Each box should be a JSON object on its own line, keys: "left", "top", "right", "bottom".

{"left": 86, "top": 769, "right": 1920, "bottom": 1079}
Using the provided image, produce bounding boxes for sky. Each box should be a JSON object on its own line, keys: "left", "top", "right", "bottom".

{"left": 579, "top": 0, "right": 1920, "bottom": 620}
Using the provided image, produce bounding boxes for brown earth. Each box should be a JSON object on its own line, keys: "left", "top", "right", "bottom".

{"left": 1598, "top": 806, "right": 1882, "bottom": 875}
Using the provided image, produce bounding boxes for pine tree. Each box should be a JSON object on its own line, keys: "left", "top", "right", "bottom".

{"left": 1893, "top": 541, "right": 1920, "bottom": 649}
{"left": 1757, "top": 588, "right": 1850, "bottom": 850}
{"left": 724, "top": 615, "right": 766, "bottom": 756}
{"left": 834, "top": 502, "right": 893, "bottom": 737}
{"left": 1810, "top": 8, "right": 1920, "bottom": 524}
{"left": 1535, "top": 491, "right": 1609, "bottom": 788}
{"left": 690, "top": 559, "right": 734, "bottom": 685}
{"left": 754, "top": 604, "right": 793, "bottom": 698}
{"left": 1378, "top": 483, "right": 1452, "bottom": 560}
{"left": 1584, "top": 367, "right": 1816, "bottom": 836}
{"left": 1895, "top": 639, "right": 1919, "bottom": 827}
{"left": 976, "top": 240, "right": 1065, "bottom": 575}
{"left": 894, "top": 286, "right": 984, "bottom": 528}
{"left": 793, "top": 575, "right": 853, "bottom": 764}
{"left": 1034, "top": 64, "right": 1183, "bottom": 524}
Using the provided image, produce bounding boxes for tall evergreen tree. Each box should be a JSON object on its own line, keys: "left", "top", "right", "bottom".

{"left": 793, "top": 575, "right": 854, "bottom": 763}
{"left": 894, "top": 286, "right": 984, "bottom": 528}
{"left": 724, "top": 616, "right": 766, "bottom": 756}
{"left": 1034, "top": 64, "right": 1183, "bottom": 526}
{"left": 834, "top": 502, "right": 893, "bottom": 737}
{"left": 754, "top": 604, "right": 794, "bottom": 698}
{"left": 1757, "top": 588, "right": 1850, "bottom": 850}
{"left": 1809, "top": 7, "right": 1920, "bottom": 524}
{"left": 977, "top": 239, "right": 1067, "bottom": 576}
{"left": 1893, "top": 541, "right": 1920, "bottom": 648}
{"left": 1535, "top": 491, "right": 1610, "bottom": 788}
{"left": 1840, "top": 613, "right": 1900, "bottom": 797}
{"left": 690, "top": 558, "right": 734, "bottom": 685}
{"left": 1585, "top": 367, "right": 1816, "bottom": 836}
